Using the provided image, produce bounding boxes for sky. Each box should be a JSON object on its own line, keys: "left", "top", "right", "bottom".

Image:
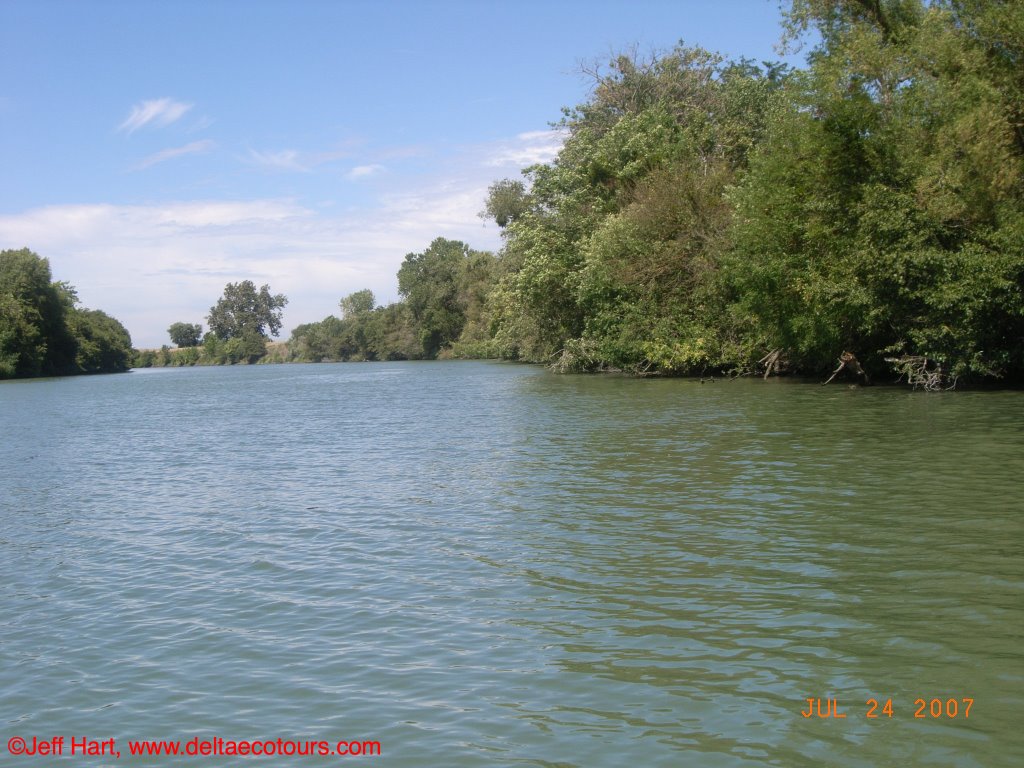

{"left": 0, "top": 0, "right": 806, "bottom": 348}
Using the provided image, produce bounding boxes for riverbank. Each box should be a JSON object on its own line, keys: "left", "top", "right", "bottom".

{"left": 132, "top": 340, "right": 291, "bottom": 368}
{"left": 129, "top": 342, "right": 1022, "bottom": 391}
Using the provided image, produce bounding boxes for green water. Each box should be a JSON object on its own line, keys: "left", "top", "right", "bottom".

{"left": 1, "top": 362, "right": 1021, "bottom": 766}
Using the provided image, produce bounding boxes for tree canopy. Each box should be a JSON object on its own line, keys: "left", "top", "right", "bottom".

{"left": 0, "top": 248, "right": 132, "bottom": 379}
{"left": 481, "top": 179, "right": 529, "bottom": 228}
{"left": 168, "top": 322, "right": 203, "bottom": 348}
{"left": 340, "top": 289, "right": 375, "bottom": 319}
{"left": 207, "top": 281, "right": 288, "bottom": 340}
{"left": 728, "top": 0, "right": 1024, "bottom": 382}
{"left": 464, "top": 2, "right": 1024, "bottom": 385}
{"left": 398, "top": 238, "right": 496, "bottom": 358}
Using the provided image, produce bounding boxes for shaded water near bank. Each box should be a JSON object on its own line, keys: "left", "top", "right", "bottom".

{"left": 2, "top": 361, "right": 1022, "bottom": 766}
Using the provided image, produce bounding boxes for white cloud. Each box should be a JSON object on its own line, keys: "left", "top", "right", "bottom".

{"left": 0, "top": 192, "right": 499, "bottom": 348}
{"left": 118, "top": 98, "right": 193, "bottom": 133}
{"left": 484, "top": 129, "right": 565, "bottom": 167}
{"left": 135, "top": 140, "right": 216, "bottom": 170}
{"left": 346, "top": 164, "right": 384, "bottom": 180}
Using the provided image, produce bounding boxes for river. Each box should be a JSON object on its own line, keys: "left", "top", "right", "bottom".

{"left": 1, "top": 361, "right": 1021, "bottom": 766}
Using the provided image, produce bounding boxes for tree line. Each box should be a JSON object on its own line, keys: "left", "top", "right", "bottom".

{"left": 465, "top": 0, "right": 1022, "bottom": 387}
{"left": 138, "top": 238, "right": 496, "bottom": 367}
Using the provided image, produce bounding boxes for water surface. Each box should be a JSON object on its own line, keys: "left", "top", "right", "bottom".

{"left": 1, "top": 362, "right": 1021, "bottom": 766}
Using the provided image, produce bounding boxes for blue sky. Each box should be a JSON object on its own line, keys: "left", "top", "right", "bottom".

{"left": 0, "top": 0, "right": 805, "bottom": 348}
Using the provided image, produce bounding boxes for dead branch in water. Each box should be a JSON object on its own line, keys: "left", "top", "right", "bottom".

{"left": 758, "top": 348, "right": 784, "bottom": 380}
{"left": 822, "top": 351, "right": 870, "bottom": 386}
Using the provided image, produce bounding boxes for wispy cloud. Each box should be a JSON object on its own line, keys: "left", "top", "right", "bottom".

{"left": 247, "top": 143, "right": 359, "bottom": 173}
{"left": 346, "top": 164, "right": 384, "bottom": 180}
{"left": 118, "top": 98, "right": 193, "bottom": 133}
{"left": 247, "top": 148, "right": 309, "bottom": 172}
{"left": 188, "top": 115, "right": 215, "bottom": 133}
{"left": 135, "top": 140, "right": 215, "bottom": 170}
{"left": 377, "top": 145, "right": 427, "bottom": 161}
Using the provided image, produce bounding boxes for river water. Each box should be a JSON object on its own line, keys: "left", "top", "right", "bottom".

{"left": 1, "top": 361, "right": 1021, "bottom": 766}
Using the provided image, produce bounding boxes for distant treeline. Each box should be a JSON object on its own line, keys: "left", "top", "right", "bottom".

{"left": 0, "top": 248, "right": 132, "bottom": 379}
{"left": 135, "top": 239, "right": 494, "bottom": 367}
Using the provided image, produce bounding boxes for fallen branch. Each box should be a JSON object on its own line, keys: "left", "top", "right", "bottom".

{"left": 758, "top": 348, "right": 784, "bottom": 380}
{"left": 822, "top": 351, "right": 870, "bottom": 386}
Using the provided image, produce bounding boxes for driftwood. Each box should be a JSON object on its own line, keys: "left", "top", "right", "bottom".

{"left": 758, "top": 349, "right": 784, "bottom": 380}
{"left": 822, "top": 351, "right": 870, "bottom": 386}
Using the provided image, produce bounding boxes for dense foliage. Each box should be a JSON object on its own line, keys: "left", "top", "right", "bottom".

{"left": 287, "top": 293, "right": 419, "bottom": 363}
{"left": 168, "top": 322, "right": 203, "bottom": 348}
{"left": 481, "top": 47, "right": 787, "bottom": 373}
{"left": 467, "top": 0, "right": 1023, "bottom": 385}
{"left": 204, "top": 280, "right": 288, "bottom": 363}
{"left": 285, "top": 239, "right": 497, "bottom": 363}
{"left": 728, "top": 0, "right": 1024, "bottom": 383}
{"left": 0, "top": 248, "right": 132, "bottom": 379}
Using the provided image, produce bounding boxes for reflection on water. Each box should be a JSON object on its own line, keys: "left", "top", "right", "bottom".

{"left": 1, "top": 363, "right": 1021, "bottom": 767}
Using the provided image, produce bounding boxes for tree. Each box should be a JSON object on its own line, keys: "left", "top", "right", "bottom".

{"left": 481, "top": 179, "right": 529, "bottom": 228}
{"left": 68, "top": 308, "right": 133, "bottom": 373}
{"left": 207, "top": 281, "right": 288, "bottom": 340}
{"left": 0, "top": 291, "right": 32, "bottom": 378}
{"left": 0, "top": 248, "right": 132, "bottom": 378}
{"left": 168, "top": 322, "right": 203, "bottom": 347}
{"left": 0, "top": 249, "right": 76, "bottom": 376}
{"left": 398, "top": 238, "right": 488, "bottom": 357}
{"left": 340, "top": 289, "right": 375, "bottom": 318}
{"left": 363, "top": 302, "right": 421, "bottom": 360}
